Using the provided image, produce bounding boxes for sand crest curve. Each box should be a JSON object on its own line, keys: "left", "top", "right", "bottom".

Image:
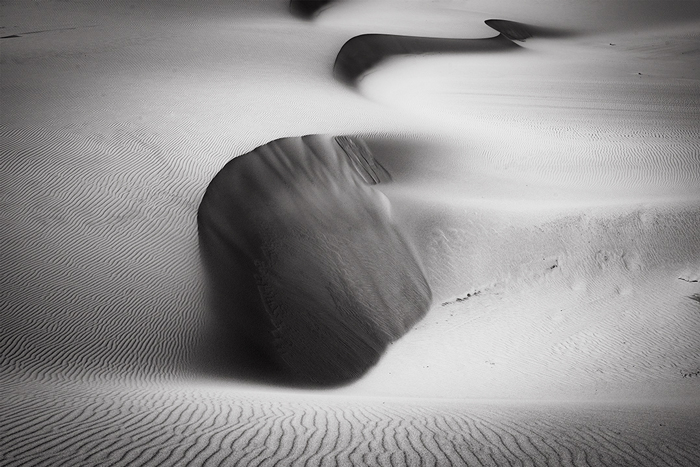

{"left": 484, "top": 19, "right": 570, "bottom": 42}
{"left": 289, "top": 0, "right": 333, "bottom": 20}
{"left": 334, "top": 32, "right": 520, "bottom": 85}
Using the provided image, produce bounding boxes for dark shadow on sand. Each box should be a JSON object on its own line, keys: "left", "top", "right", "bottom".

{"left": 289, "top": 0, "right": 333, "bottom": 20}
{"left": 334, "top": 33, "right": 520, "bottom": 85}
{"left": 334, "top": 19, "right": 574, "bottom": 85}
{"left": 197, "top": 135, "right": 431, "bottom": 387}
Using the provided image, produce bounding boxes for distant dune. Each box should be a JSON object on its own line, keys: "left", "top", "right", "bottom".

{"left": 334, "top": 32, "right": 519, "bottom": 85}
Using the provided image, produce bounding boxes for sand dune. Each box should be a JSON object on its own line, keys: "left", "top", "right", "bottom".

{"left": 289, "top": 0, "right": 332, "bottom": 20}
{"left": 197, "top": 135, "right": 430, "bottom": 385}
{"left": 357, "top": 26, "right": 700, "bottom": 205}
{"left": 2, "top": 0, "right": 700, "bottom": 464}
{"left": 484, "top": 19, "right": 570, "bottom": 42}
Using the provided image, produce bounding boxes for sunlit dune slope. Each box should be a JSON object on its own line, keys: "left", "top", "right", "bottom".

{"left": 484, "top": 19, "right": 570, "bottom": 42}
{"left": 3, "top": 382, "right": 700, "bottom": 466}
{"left": 357, "top": 25, "right": 700, "bottom": 205}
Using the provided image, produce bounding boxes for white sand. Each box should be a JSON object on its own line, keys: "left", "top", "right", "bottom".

{"left": 2, "top": 0, "right": 699, "bottom": 464}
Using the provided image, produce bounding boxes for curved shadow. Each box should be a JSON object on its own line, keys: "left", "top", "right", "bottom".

{"left": 197, "top": 135, "right": 431, "bottom": 387}
{"left": 334, "top": 32, "right": 520, "bottom": 85}
{"left": 333, "top": 19, "right": 576, "bottom": 86}
{"left": 485, "top": 19, "right": 572, "bottom": 42}
{"left": 289, "top": 0, "right": 333, "bottom": 20}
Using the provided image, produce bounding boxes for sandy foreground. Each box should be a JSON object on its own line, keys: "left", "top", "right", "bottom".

{"left": 2, "top": 0, "right": 700, "bottom": 465}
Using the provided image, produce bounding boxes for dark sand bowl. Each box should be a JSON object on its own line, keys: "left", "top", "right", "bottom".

{"left": 197, "top": 135, "right": 431, "bottom": 386}
{"left": 484, "top": 19, "right": 571, "bottom": 42}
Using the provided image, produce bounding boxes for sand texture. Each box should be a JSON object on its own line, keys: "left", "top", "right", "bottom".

{"left": 3, "top": 384, "right": 700, "bottom": 466}
{"left": 2, "top": 0, "right": 700, "bottom": 464}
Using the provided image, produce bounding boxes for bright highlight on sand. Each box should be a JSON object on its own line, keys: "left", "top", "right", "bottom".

{"left": 1, "top": 0, "right": 700, "bottom": 464}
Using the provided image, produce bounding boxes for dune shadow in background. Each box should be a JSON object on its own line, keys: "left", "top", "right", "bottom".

{"left": 334, "top": 19, "right": 572, "bottom": 85}
{"left": 197, "top": 135, "right": 431, "bottom": 387}
{"left": 289, "top": 0, "right": 333, "bottom": 20}
{"left": 485, "top": 19, "right": 572, "bottom": 42}
{"left": 334, "top": 33, "right": 519, "bottom": 85}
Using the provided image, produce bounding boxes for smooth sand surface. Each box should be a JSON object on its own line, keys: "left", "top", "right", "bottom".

{"left": 2, "top": 0, "right": 700, "bottom": 464}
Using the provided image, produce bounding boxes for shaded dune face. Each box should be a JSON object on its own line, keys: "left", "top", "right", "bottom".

{"left": 198, "top": 135, "right": 431, "bottom": 386}
{"left": 484, "top": 19, "right": 571, "bottom": 42}
{"left": 289, "top": 0, "right": 332, "bottom": 20}
{"left": 334, "top": 31, "right": 520, "bottom": 85}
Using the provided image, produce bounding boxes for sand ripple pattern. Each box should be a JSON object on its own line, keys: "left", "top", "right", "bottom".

{"left": 2, "top": 384, "right": 699, "bottom": 467}
{"left": 0, "top": 124, "right": 212, "bottom": 386}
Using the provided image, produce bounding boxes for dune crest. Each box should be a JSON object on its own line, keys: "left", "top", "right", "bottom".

{"left": 484, "top": 19, "right": 570, "bottom": 42}
{"left": 197, "top": 135, "right": 431, "bottom": 386}
{"left": 333, "top": 18, "right": 575, "bottom": 86}
{"left": 334, "top": 33, "right": 519, "bottom": 85}
{"left": 289, "top": 0, "right": 333, "bottom": 20}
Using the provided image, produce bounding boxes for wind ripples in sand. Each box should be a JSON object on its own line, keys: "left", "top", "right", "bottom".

{"left": 2, "top": 384, "right": 699, "bottom": 467}
{"left": 1, "top": 124, "right": 209, "bottom": 387}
